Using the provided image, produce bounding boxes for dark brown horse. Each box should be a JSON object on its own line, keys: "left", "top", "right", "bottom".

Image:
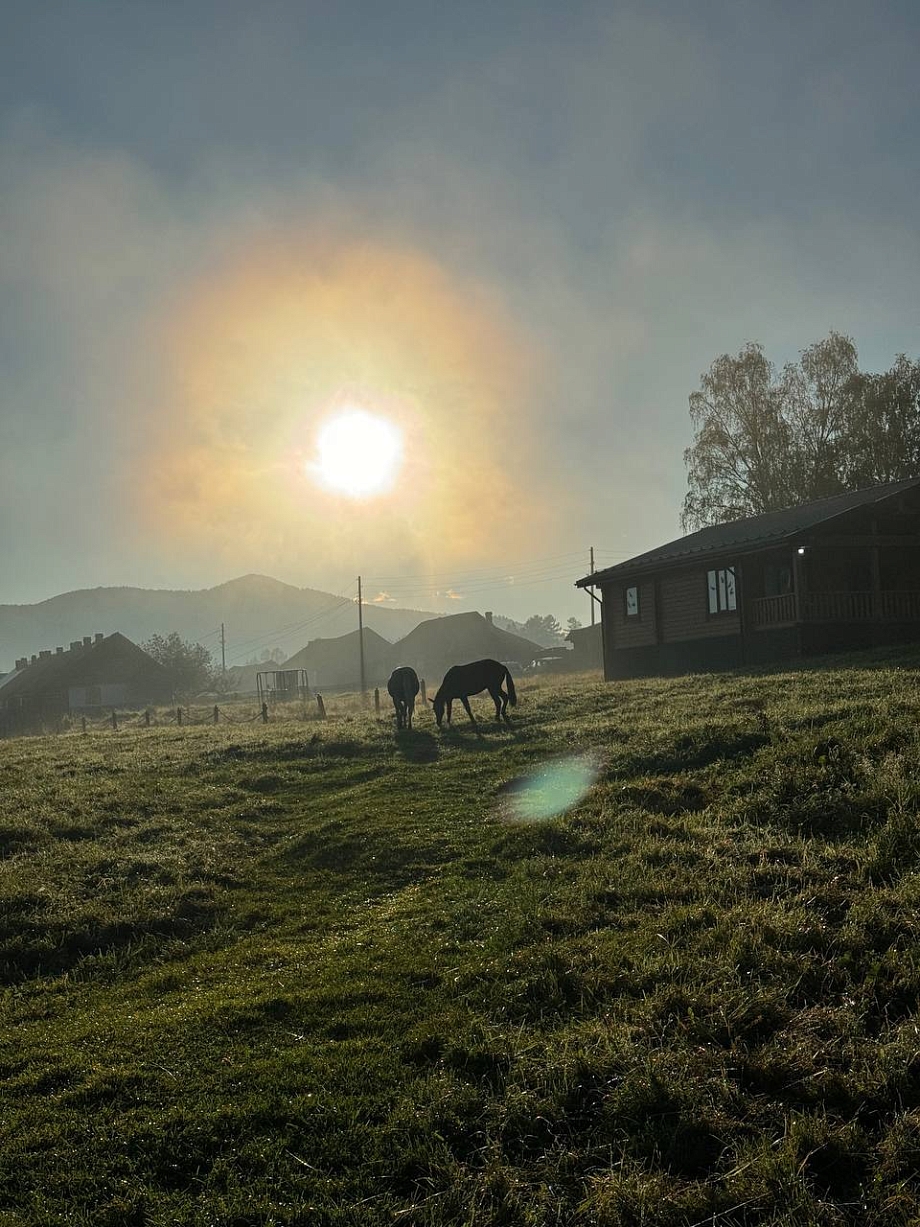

{"left": 432, "top": 658, "right": 517, "bottom": 727}
{"left": 387, "top": 666, "right": 420, "bottom": 730}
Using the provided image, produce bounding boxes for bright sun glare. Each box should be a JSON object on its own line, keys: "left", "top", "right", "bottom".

{"left": 310, "top": 408, "right": 404, "bottom": 498}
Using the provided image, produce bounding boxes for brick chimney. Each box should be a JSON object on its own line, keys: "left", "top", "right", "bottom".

{"left": 70, "top": 641, "right": 81, "bottom": 652}
{"left": 39, "top": 650, "right": 52, "bottom": 660}
{"left": 94, "top": 633, "right": 104, "bottom": 643}
{"left": 484, "top": 611, "right": 493, "bottom": 625}
{"left": 83, "top": 636, "right": 92, "bottom": 647}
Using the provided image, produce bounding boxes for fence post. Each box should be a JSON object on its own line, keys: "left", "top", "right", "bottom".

{"left": 261, "top": 702, "right": 269, "bottom": 724}
{"left": 374, "top": 687, "right": 380, "bottom": 714}
{"left": 213, "top": 705, "right": 219, "bottom": 724}
{"left": 317, "top": 693, "right": 326, "bottom": 719}
{"left": 177, "top": 707, "right": 183, "bottom": 726}
{"left": 111, "top": 709, "right": 117, "bottom": 731}
{"left": 145, "top": 709, "right": 151, "bottom": 727}
{"left": 421, "top": 678, "right": 427, "bottom": 703}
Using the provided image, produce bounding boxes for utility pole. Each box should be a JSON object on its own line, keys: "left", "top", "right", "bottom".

{"left": 220, "top": 623, "right": 226, "bottom": 676}
{"left": 357, "top": 576, "right": 366, "bottom": 701}
{"left": 589, "top": 546, "right": 596, "bottom": 627}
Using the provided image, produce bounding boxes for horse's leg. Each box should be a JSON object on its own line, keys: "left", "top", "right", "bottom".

{"left": 460, "top": 695, "right": 477, "bottom": 725}
{"left": 407, "top": 697, "right": 413, "bottom": 729}
{"left": 446, "top": 698, "right": 453, "bottom": 725}
{"left": 488, "top": 686, "right": 503, "bottom": 722}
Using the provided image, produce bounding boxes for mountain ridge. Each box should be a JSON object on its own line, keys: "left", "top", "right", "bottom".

{"left": 0, "top": 575, "right": 437, "bottom": 669}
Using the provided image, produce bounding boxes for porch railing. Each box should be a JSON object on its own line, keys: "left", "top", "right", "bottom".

{"left": 750, "top": 593, "right": 796, "bottom": 625}
{"left": 751, "top": 590, "right": 920, "bottom": 626}
{"left": 803, "top": 591, "right": 875, "bottom": 622}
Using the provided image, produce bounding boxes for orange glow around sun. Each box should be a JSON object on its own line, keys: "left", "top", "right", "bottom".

{"left": 137, "top": 233, "right": 554, "bottom": 577}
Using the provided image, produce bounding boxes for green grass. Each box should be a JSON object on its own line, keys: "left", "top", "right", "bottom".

{"left": 4, "top": 655, "right": 920, "bottom": 1224}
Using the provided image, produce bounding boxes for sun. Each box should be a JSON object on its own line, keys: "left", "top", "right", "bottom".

{"left": 309, "top": 407, "right": 404, "bottom": 498}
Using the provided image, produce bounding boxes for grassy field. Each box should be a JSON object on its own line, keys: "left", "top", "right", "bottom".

{"left": 4, "top": 656, "right": 920, "bottom": 1225}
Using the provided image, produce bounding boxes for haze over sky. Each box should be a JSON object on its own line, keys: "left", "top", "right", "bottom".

{"left": 3, "top": 0, "right": 919, "bottom": 625}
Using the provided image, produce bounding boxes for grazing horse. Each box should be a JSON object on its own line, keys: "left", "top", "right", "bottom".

{"left": 432, "top": 658, "right": 517, "bottom": 728}
{"left": 387, "top": 666, "right": 420, "bottom": 730}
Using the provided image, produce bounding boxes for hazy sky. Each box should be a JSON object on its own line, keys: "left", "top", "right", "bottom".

{"left": 3, "top": 0, "right": 919, "bottom": 624}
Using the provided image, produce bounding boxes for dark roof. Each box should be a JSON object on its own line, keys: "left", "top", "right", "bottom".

{"left": 577, "top": 477, "right": 920, "bottom": 586}
{"left": 0, "top": 633, "right": 168, "bottom": 703}
{"left": 394, "top": 611, "right": 542, "bottom": 667}
{"left": 283, "top": 627, "right": 394, "bottom": 673}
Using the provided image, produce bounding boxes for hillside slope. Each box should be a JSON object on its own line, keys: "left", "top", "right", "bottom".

{"left": 4, "top": 650, "right": 920, "bottom": 1222}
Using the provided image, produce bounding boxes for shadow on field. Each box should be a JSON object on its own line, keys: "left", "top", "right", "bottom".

{"left": 438, "top": 724, "right": 518, "bottom": 751}
{"left": 395, "top": 730, "right": 439, "bottom": 763}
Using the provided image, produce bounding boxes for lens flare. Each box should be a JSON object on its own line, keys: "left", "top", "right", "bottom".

{"left": 499, "top": 752, "right": 602, "bottom": 824}
{"left": 309, "top": 408, "right": 403, "bottom": 498}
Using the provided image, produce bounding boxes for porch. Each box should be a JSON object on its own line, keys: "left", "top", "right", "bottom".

{"left": 751, "top": 590, "right": 920, "bottom": 627}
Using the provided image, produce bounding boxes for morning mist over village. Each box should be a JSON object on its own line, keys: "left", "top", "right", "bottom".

{"left": 3, "top": 3, "right": 920, "bottom": 1223}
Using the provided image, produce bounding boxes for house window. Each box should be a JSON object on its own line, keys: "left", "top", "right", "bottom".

{"left": 707, "top": 566, "right": 737, "bottom": 614}
{"left": 624, "top": 585, "right": 639, "bottom": 617}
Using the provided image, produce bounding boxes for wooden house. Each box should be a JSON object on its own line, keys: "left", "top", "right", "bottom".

{"left": 577, "top": 477, "right": 920, "bottom": 680}
{"left": 0, "top": 633, "right": 172, "bottom": 734}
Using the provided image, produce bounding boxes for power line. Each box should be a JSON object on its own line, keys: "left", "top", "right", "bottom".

{"left": 225, "top": 592, "right": 357, "bottom": 664}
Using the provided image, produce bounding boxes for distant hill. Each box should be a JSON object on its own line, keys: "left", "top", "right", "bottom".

{"left": 0, "top": 575, "right": 436, "bottom": 671}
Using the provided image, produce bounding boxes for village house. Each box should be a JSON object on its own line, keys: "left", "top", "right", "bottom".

{"left": 577, "top": 477, "right": 920, "bottom": 680}
{"left": 566, "top": 622, "right": 604, "bottom": 671}
{"left": 282, "top": 627, "right": 396, "bottom": 692}
{"left": 392, "top": 611, "right": 543, "bottom": 684}
{"left": 0, "top": 633, "right": 172, "bottom": 734}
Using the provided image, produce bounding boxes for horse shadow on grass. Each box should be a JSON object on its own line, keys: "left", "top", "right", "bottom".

{"left": 435, "top": 722, "right": 520, "bottom": 752}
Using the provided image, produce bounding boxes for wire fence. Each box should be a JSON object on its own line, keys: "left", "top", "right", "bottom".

{"left": 40, "top": 683, "right": 418, "bottom": 739}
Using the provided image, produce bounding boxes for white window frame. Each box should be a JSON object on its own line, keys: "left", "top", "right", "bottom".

{"left": 707, "top": 566, "right": 737, "bottom": 615}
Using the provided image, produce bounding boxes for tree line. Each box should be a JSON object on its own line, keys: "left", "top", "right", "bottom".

{"left": 682, "top": 333, "right": 920, "bottom": 531}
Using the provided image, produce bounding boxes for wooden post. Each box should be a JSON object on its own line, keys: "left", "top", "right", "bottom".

{"left": 145, "top": 709, "right": 151, "bottom": 727}
{"left": 261, "top": 702, "right": 269, "bottom": 724}
{"left": 374, "top": 687, "right": 380, "bottom": 714}
{"left": 317, "top": 693, "right": 326, "bottom": 719}
{"left": 792, "top": 548, "right": 804, "bottom": 624}
{"left": 177, "top": 707, "right": 183, "bottom": 726}
{"left": 213, "top": 705, "right": 219, "bottom": 724}
{"left": 357, "top": 575, "right": 367, "bottom": 704}
{"left": 421, "top": 678, "right": 427, "bottom": 703}
{"left": 871, "top": 540, "right": 882, "bottom": 621}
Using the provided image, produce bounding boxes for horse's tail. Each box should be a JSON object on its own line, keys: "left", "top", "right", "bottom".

{"left": 504, "top": 666, "right": 517, "bottom": 707}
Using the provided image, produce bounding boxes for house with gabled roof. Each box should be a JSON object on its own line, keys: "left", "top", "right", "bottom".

{"left": 0, "top": 632, "right": 171, "bottom": 734}
{"left": 282, "top": 627, "right": 396, "bottom": 692}
{"left": 576, "top": 477, "right": 920, "bottom": 680}
{"left": 392, "top": 611, "right": 543, "bottom": 683}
